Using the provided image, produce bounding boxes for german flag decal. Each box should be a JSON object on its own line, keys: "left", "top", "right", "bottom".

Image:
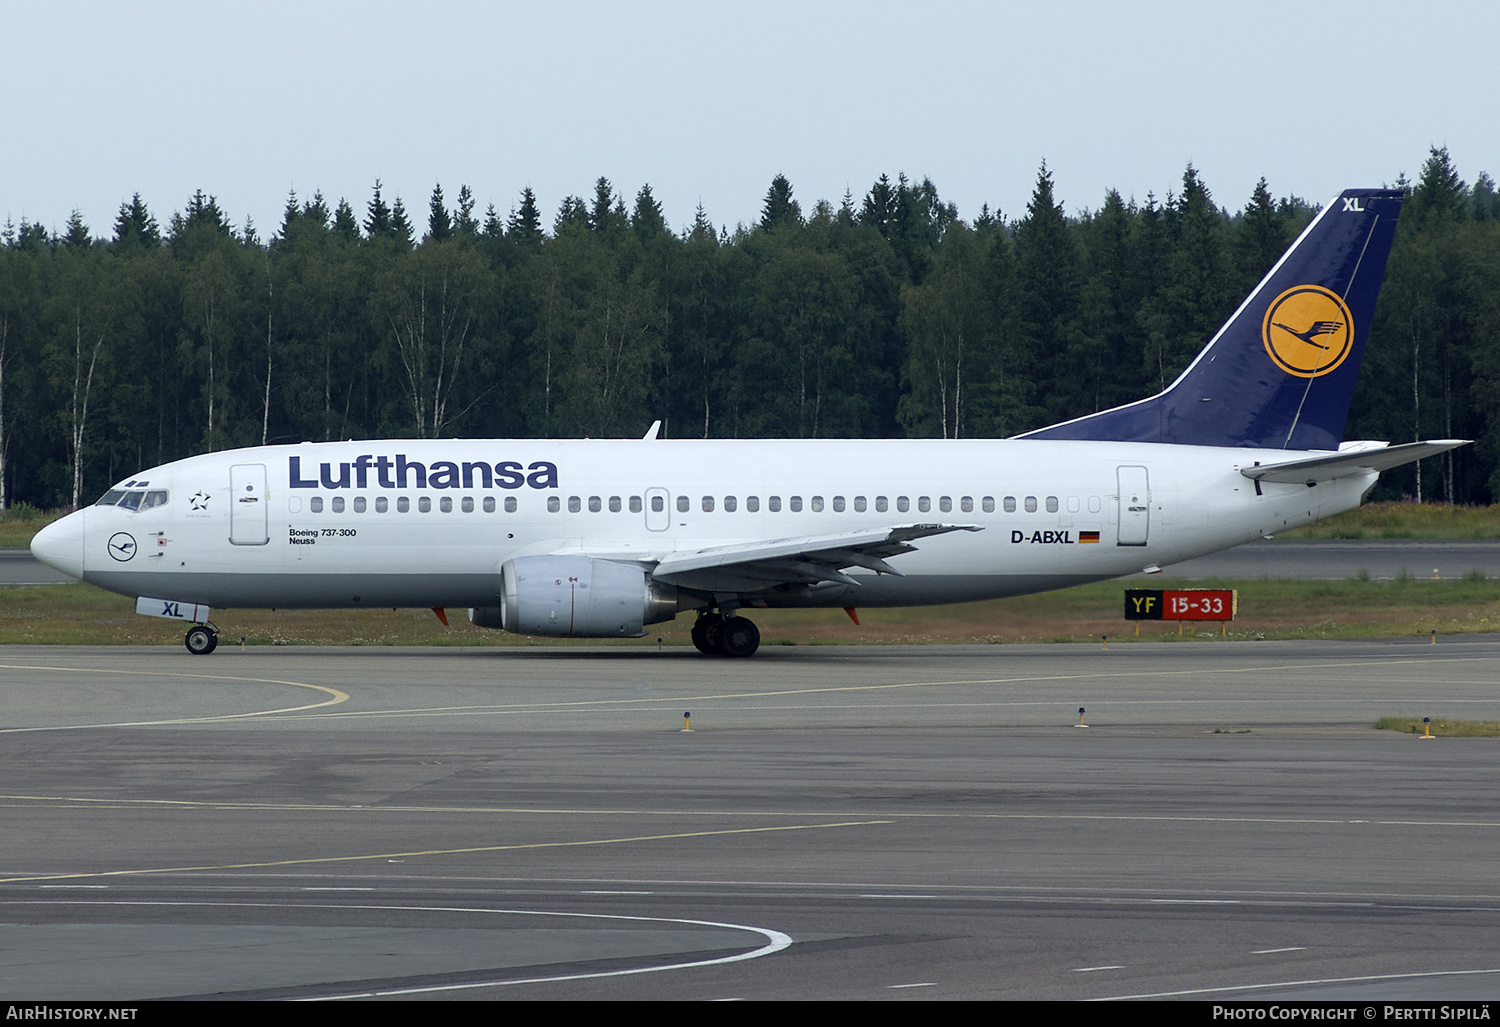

{"left": 1079, "top": 531, "right": 1101, "bottom": 544}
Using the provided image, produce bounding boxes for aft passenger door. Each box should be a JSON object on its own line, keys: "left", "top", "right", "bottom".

{"left": 229, "top": 464, "right": 269, "bottom": 545}
{"left": 1117, "top": 465, "right": 1150, "bottom": 546}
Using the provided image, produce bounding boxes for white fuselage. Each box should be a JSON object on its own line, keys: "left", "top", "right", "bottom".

{"left": 44, "top": 438, "right": 1372, "bottom": 612}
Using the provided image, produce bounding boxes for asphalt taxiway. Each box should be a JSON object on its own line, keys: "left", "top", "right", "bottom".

{"left": 3, "top": 639, "right": 1500, "bottom": 1000}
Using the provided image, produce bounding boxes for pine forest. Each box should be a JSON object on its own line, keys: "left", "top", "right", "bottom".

{"left": 1, "top": 147, "right": 1496, "bottom": 513}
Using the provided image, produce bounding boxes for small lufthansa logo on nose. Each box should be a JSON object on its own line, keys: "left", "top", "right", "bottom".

{"left": 107, "top": 532, "right": 137, "bottom": 562}
{"left": 1262, "top": 285, "right": 1355, "bottom": 378}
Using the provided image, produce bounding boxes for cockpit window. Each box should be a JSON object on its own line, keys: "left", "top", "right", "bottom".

{"left": 94, "top": 488, "right": 169, "bottom": 510}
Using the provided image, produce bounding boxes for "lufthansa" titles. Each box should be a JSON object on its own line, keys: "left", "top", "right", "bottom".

{"left": 288, "top": 455, "right": 559, "bottom": 491}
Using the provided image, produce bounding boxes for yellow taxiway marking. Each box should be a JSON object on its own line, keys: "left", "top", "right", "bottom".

{"left": 0, "top": 663, "right": 349, "bottom": 730}
{"left": 228, "top": 654, "right": 1500, "bottom": 722}
{"left": 0, "top": 820, "right": 889, "bottom": 884}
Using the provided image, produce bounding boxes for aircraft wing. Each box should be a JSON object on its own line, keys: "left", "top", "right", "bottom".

{"left": 1240, "top": 440, "right": 1469, "bottom": 485}
{"left": 650, "top": 524, "right": 981, "bottom": 592}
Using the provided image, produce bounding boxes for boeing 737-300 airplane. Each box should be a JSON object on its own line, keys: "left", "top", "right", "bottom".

{"left": 30, "top": 188, "right": 1465, "bottom": 656}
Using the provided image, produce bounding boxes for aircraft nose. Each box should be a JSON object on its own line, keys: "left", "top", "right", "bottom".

{"left": 30, "top": 511, "right": 86, "bottom": 580}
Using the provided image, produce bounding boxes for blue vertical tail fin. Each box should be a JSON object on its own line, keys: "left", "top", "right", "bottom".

{"left": 1023, "top": 188, "right": 1402, "bottom": 450}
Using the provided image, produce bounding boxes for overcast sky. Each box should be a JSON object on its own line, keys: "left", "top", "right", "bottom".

{"left": 4, "top": 0, "right": 1497, "bottom": 240}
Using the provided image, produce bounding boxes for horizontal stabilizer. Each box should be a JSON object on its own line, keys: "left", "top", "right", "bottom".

{"left": 1240, "top": 440, "right": 1468, "bottom": 484}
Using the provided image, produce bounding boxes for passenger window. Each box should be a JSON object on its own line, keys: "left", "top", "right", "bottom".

{"left": 609, "top": 496, "right": 622, "bottom": 512}
{"left": 589, "top": 496, "right": 601, "bottom": 512}
{"left": 810, "top": 496, "right": 823, "bottom": 512}
{"left": 918, "top": 496, "right": 931, "bottom": 513}
{"left": 419, "top": 497, "right": 432, "bottom": 513}
{"left": 789, "top": 496, "right": 803, "bottom": 512}
{"left": 676, "top": 495, "right": 690, "bottom": 513}
{"left": 505, "top": 497, "right": 517, "bottom": 513}
{"left": 332, "top": 496, "right": 345, "bottom": 513}
{"left": 462, "top": 497, "right": 475, "bottom": 513}
{"left": 651, "top": 495, "right": 664, "bottom": 512}
{"left": 702, "top": 496, "right": 714, "bottom": 512}
{"left": 1067, "top": 496, "right": 1080, "bottom": 513}
{"left": 1004, "top": 496, "right": 1016, "bottom": 513}
{"left": 1025, "top": 496, "right": 1037, "bottom": 513}
{"left": 854, "top": 496, "right": 866, "bottom": 512}
{"left": 939, "top": 497, "right": 952, "bottom": 513}
{"left": 724, "top": 496, "right": 737, "bottom": 512}
{"left": 746, "top": 496, "right": 760, "bottom": 512}
{"left": 961, "top": 497, "right": 973, "bottom": 513}
{"left": 630, "top": 496, "right": 643, "bottom": 513}
{"left": 897, "top": 497, "right": 910, "bottom": 513}
{"left": 568, "top": 496, "right": 581, "bottom": 513}
{"left": 310, "top": 497, "right": 324, "bottom": 513}
{"left": 876, "top": 496, "right": 888, "bottom": 513}
{"left": 982, "top": 497, "right": 995, "bottom": 513}
{"left": 1046, "top": 496, "right": 1058, "bottom": 513}
{"left": 397, "top": 496, "right": 410, "bottom": 513}
{"left": 353, "top": 497, "right": 367, "bottom": 513}
{"left": 376, "top": 497, "right": 388, "bottom": 513}
{"left": 483, "top": 496, "right": 496, "bottom": 513}
{"left": 769, "top": 496, "right": 782, "bottom": 512}
{"left": 833, "top": 496, "right": 845, "bottom": 512}
{"left": 547, "top": 497, "right": 560, "bottom": 512}
{"left": 441, "top": 497, "right": 454, "bottom": 513}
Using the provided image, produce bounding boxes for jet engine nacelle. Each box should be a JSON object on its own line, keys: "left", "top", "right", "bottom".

{"left": 468, "top": 556, "right": 677, "bottom": 638}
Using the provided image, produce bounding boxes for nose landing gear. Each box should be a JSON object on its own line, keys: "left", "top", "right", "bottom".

{"left": 184, "top": 624, "right": 219, "bottom": 655}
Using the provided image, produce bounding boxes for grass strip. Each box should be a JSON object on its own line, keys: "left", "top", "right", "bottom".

{"left": 1375, "top": 717, "right": 1500, "bottom": 737}
{"left": 5, "top": 576, "right": 1500, "bottom": 648}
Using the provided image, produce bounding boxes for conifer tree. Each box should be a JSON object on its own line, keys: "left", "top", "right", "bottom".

{"left": 759, "top": 174, "right": 801, "bottom": 232}
{"left": 363, "top": 180, "right": 392, "bottom": 239}
{"left": 390, "top": 196, "right": 414, "bottom": 249}
{"left": 454, "top": 185, "right": 479, "bottom": 236}
{"left": 332, "top": 199, "right": 360, "bottom": 242}
{"left": 1410, "top": 146, "right": 1467, "bottom": 224}
{"left": 62, "top": 211, "right": 91, "bottom": 249}
{"left": 427, "top": 184, "right": 453, "bottom": 242}
{"left": 112, "top": 194, "right": 160, "bottom": 252}
{"left": 1236, "top": 177, "right": 1287, "bottom": 289}
{"left": 632, "top": 184, "right": 667, "bottom": 240}
{"left": 483, "top": 203, "right": 505, "bottom": 239}
{"left": 509, "top": 188, "right": 543, "bottom": 243}
{"left": 861, "top": 174, "right": 896, "bottom": 236}
{"left": 1471, "top": 172, "right": 1496, "bottom": 222}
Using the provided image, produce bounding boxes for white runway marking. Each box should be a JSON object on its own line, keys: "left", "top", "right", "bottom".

{"left": 1097, "top": 966, "right": 1500, "bottom": 1000}
{"left": 5, "top": 898, "right": 792, "bottom": 999}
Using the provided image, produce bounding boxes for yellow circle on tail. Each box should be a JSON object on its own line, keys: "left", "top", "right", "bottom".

{"left": 1262, "top": 285, "right": 1355, "bottom": 378}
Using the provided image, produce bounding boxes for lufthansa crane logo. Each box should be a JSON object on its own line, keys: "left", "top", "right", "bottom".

{"left": 107, "top": 532, "right": 138, "bottom": 562}
{"left": 1262, "top": 285, "right": 1355, "bottom": 378}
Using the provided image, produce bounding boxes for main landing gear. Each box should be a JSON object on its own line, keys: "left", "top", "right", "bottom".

{"left": 691, "top": 611, "right": 761, "bottom": 658}
{"left": 184, "top": 624, "right": 219, "bottom": 655}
